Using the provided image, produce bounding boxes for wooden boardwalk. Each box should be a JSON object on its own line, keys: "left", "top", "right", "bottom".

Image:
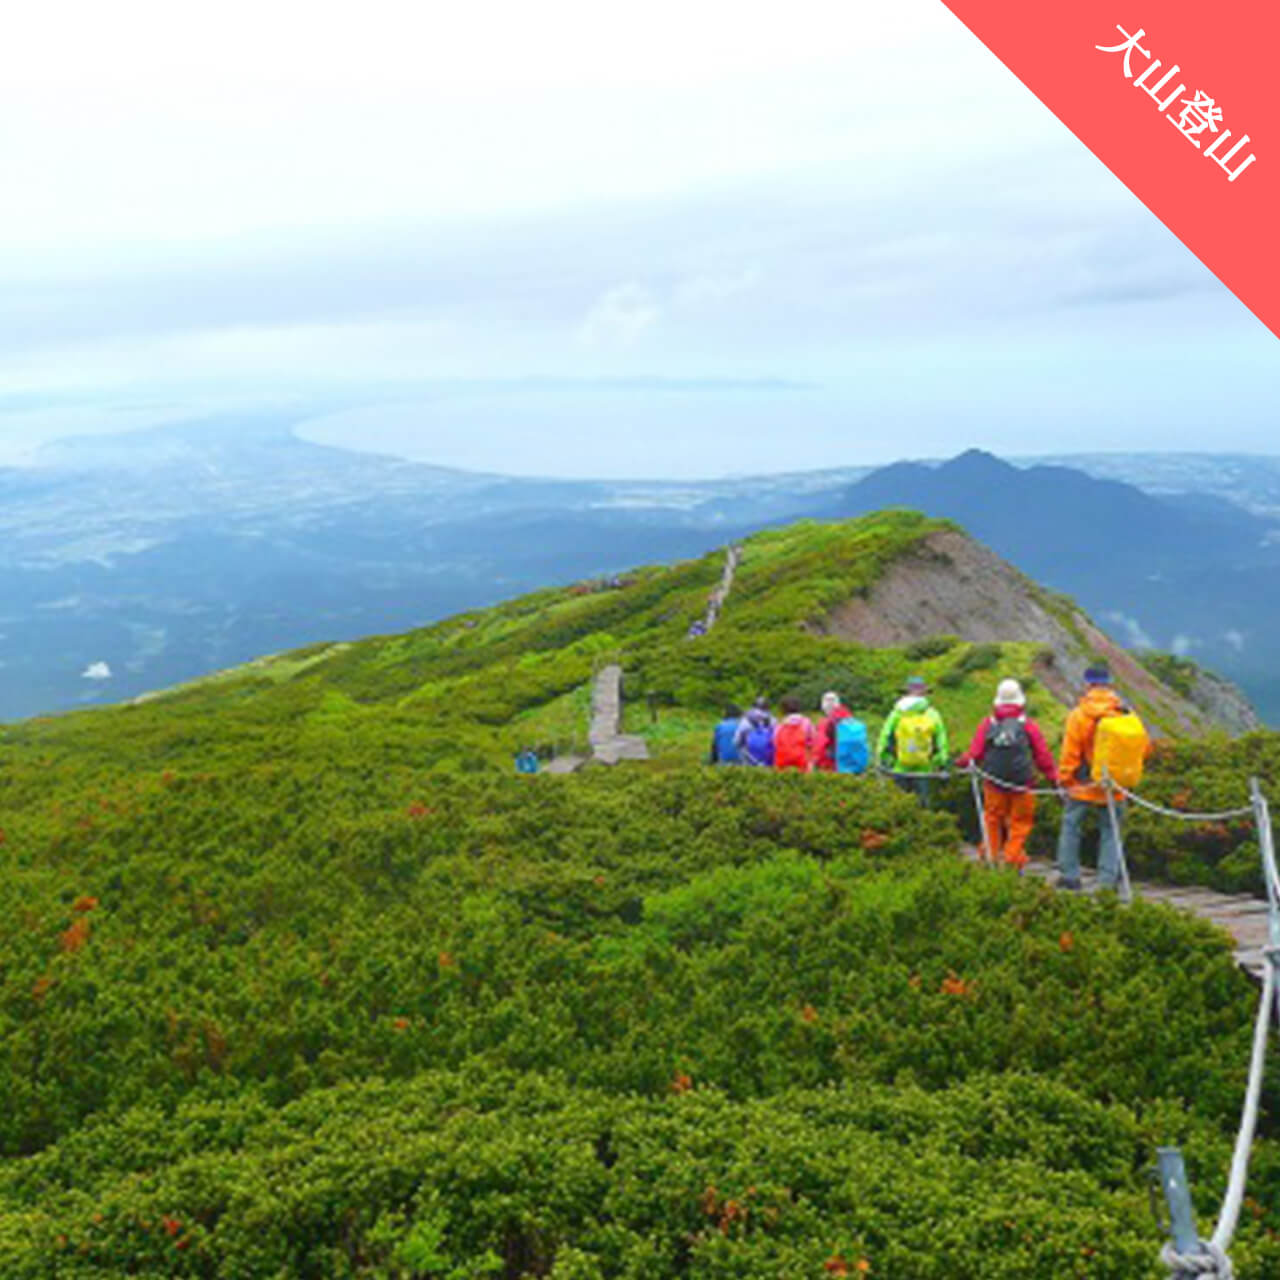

{"left": 964, "top": 848, "right": 1273, "bottom": 981}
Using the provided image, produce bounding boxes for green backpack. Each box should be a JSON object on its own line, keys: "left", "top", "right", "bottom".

{"left": 895, "top": 710, "right": 935, "bottom": 770}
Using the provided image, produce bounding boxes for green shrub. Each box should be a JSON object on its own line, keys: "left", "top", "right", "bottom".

{"left": 906, "top": 634, "right": 960, "bottom": 661}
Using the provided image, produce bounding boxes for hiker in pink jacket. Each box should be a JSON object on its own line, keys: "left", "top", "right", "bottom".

{"left": 956, "top": 679, "right": 1058, "bottom": 869}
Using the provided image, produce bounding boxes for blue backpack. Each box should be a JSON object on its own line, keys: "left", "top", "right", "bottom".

{"left": 834, "top": 718, "right": 870, "bottom": 774}
{"left": 713, "top": 719, "right": 741, "bottom": 764}
{"left": 744, "top": 724, "right": 774, "bottom": 767}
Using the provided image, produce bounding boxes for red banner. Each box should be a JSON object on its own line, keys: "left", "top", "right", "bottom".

{"left": 939, "top": 1, "right": 1280, "bottom": 339}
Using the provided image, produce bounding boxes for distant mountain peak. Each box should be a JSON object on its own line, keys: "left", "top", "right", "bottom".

{"left": 940, "top": 448, "right": 1016, "bottom": 476}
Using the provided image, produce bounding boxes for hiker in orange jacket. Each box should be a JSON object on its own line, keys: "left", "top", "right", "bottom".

{"left": 956, "top": 678, "right": 1058, "bottom": 870}
{"left": 773, "top": 696, "right": 817, "bottom": 771}
{"left": 1055, "top": 664, "right": 1145, "bottom": 890}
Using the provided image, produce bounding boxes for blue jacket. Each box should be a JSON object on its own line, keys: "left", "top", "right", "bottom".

{"left": 710, "top": 718, "right": 742, "bottom": 764}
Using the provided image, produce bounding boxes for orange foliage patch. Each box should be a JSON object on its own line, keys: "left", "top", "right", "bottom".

{"left": 393, "top": 1016, "right": 410, "bottom": 1031}
{"left": 31, "top": 975, "right": 53, "bottom": 1002}
{"left": 860, "top": 829, "right": 889, "bottom": 850}
{"left": 1059, "top": 931, "right": 1075, "bottom": 953}
{"left": 801, "top": 1003, "right": 820, "bottom": 1025}
{"left": 437, "top": 951, "right": 455, "bottom": 969}
{"left": 940, "top": 972, "right": 974, "bottom": 997}
{"left": 59, "top": 917, "right": 91, "bottom": 953}
{"left": 717, "top": 1198, "right": 746, "bottom": 1235}
{"left": 72, "top": 895, "right": 99, "bottom": 914}
{"left": 670, "top": 1070, "right": 693, "bottom": 1095}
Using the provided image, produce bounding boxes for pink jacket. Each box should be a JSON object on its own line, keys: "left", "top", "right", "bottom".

{"left": 816, "top": 705, "right": 853, "bottom": 771}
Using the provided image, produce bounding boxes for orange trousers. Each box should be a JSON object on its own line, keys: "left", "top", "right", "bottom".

{"left": 981, "top": 782, "right": 1036, "bottom": 868}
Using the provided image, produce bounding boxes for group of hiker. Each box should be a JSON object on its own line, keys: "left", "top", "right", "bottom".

{"left": 709, "top": 664, "right": 1150, "bottom": 890}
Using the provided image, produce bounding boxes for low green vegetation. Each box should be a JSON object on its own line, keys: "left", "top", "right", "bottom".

{"left": 0, "top": 512, "right": 1276, "bottom": 1276}
{"left": 1136, "top": 650, "right": 1201, "bottom": 700}
{"left": 1, "top": 769, "right": 1277, "bottom": 1276}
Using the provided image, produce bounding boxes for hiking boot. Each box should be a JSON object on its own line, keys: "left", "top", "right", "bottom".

{"left": 1055, "top": 876, "right": 1083, "bottom": 892}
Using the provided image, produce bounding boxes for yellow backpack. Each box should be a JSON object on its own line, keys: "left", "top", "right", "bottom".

{"left": 1091, "top": 712, "right": 1148, "bottom": 791}
{"left": 895, "top": 710, "right": 936, "bottom": 770}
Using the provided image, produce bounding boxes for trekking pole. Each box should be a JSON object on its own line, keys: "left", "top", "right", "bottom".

{"left": 1104, "top": 774, "right": 1134, "bottom": 904}
{"left": 968, "top": 765, "right": 994, "bottom": 865}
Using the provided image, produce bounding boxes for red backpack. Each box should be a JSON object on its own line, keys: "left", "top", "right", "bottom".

{"left": 774, "top": 717, "right": 811, "bottom": 771}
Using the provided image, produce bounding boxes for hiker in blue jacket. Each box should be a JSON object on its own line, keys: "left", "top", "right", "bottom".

{"left": 708, "top": 705, "right": 744, "bottom": 765}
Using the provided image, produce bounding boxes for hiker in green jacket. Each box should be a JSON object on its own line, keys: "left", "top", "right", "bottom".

{"left": 876, "top": 676, "right": 949, "bottom": 805}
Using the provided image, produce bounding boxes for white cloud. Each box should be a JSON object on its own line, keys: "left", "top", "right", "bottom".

{"left": 579, "top": 284, "right": 661, "bottom": 347}
{"left": 1171, "top": 635, "right": 1196, "bottom": 657}
{"left": 1223, "top": 629, "right": 1246, "bottom": 653}
{"left": 81, "top": 661, "right": 112, "bottom": 680}
{"left": 1103, "top": 611, "right": 1154, "bottom": 650}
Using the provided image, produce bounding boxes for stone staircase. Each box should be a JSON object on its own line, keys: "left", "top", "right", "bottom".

{"left": 588, "top": 664, "right": 650, "bottom": 765}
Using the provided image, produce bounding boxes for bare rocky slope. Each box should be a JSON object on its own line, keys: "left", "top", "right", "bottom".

{"left": 812, "top": 528, "right": 1259, "bottom": 736}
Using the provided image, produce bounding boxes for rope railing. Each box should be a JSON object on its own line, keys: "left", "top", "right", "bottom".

{"left": 1114, "top": 785, "right": 1255, "bottom": 824}
{"left": 874, "top": 765, "right": 954, "bottom": 781}
{"left": 959, "top": 761, "right": 1278, "bottom": 1277}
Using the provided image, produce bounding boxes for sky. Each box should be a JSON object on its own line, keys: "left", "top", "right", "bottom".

{"left": 1, "top": 0, "right": 1276, "bottom": 477}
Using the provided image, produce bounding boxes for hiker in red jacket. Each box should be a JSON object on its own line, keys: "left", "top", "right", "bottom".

{"left": 815, "top": 691, "right": 853, "bottom": 772}
{"left": 773, "top": 696, "right": 817, "bottom": 772}
{"left": 956, "top": 678, "right": 1058, "bottom": 870}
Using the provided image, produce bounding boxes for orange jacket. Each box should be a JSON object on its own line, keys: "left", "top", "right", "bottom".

{"left": 1057, "top": 687, "right": 1143, "bottom": 804}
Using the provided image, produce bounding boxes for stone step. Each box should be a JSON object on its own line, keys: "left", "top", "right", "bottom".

{"left": 543, "top": 756, "right": 587, "bottom": 774}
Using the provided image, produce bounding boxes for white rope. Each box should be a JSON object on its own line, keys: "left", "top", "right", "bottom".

{"left": 1160, "top": 1239, "right": 1234, "bottom": 1279}
{"left": 1115, "top": 786, "right": 1254, "bottom": 823}
{"left": 964, "top": 760, "right": 1255, "bottom": 821}
{"left": 1157, "top": 951, "right": 1277, "bottom": 1277}
{"left": 1210, "top": 952, "right": 1276, "bottom": 1256}
{"left": 1155, "top": 780, "right": 1280, "bottom": 1280}
{"left": 1252, "top": 780, "right": 1280, "bottom": 919}
{"left": 966, "top": 761, "right": 1063, "bottom": 797}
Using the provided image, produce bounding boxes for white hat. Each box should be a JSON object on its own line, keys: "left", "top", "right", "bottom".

{"left": 994, "top": 678, "right": 1025, "bottom": 707}
{"left": 820, "top": 690, "right": 841, "bottom": 713}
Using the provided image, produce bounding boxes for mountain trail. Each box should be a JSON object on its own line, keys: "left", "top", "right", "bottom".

{"left": 701, "top": 542, "right": 742, "bottom": 633}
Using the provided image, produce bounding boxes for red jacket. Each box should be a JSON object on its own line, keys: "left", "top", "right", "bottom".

{"left": 957, "top": 704, "right": 1058, "bottom": 784}
{"left": 816, "top": 705, "right": 853, "bottom": 771}
{"left": 774, "top": 714, "right": 817, "bottom": 771}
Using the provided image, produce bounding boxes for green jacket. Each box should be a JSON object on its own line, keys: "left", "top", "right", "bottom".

{"left": 877, "top": 696, "right": 949, "bottom": 772}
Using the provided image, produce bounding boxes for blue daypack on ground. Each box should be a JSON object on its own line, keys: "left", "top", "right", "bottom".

{"left": 834, "top": 718, "right": 870, "bottom": 774}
